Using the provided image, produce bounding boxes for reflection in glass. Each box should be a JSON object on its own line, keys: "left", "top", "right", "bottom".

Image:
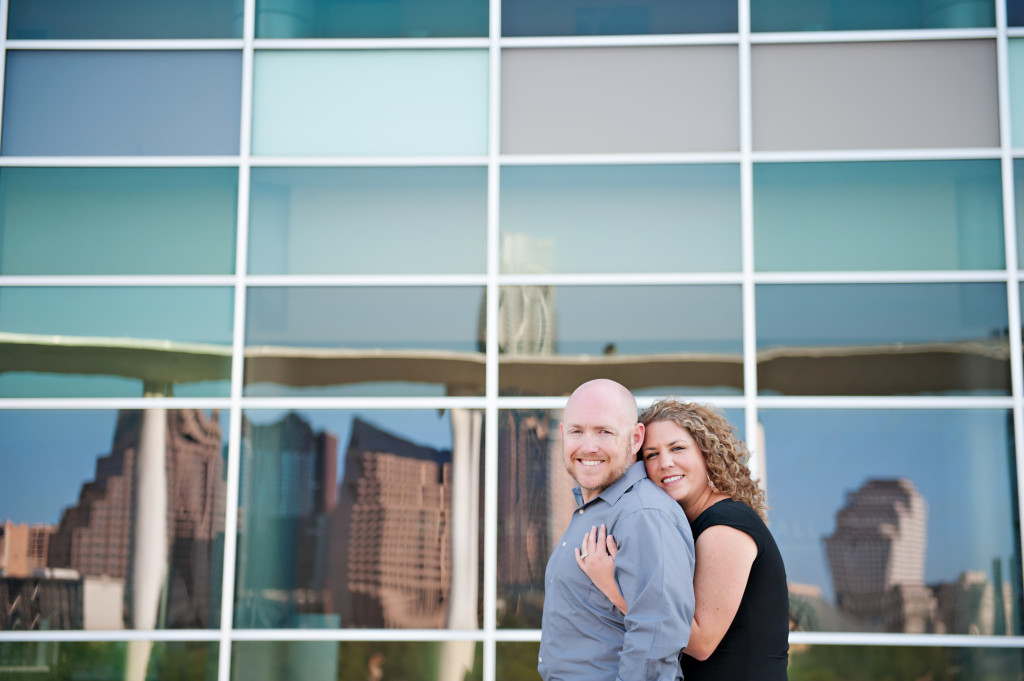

{"left": 255, "top": 0, "right": 487, "bottom": 38}
{"left": 8, "top": 0, "right": 241, "bottom": 38}
{"left": 235, "top": 410, "right": 483, "bottom": 641}
{"left": 755, "top": 283, "right": 1010, "bottom": 396}
{"left": 502, "top": 0, "right": 735, "bottom": 36}
{"left": 0, "top": 167, "right": 238, "bottom": 276}
{"left": 243, "top": 286, "right": 485, "bottom": 397}
{"left": 0, "top": 287, "right": 234, "bottom": 398}
{"left": 0, "top": 410, "right": 227, "bottom": 630}
{"left": 763, "top": 409, "right": 1021, "bottom": 635}
{"left": 1014, "top": 160, "right": 1024, "bottom": 268}
{"left": 754, "top": 160, "right": 1004, "bottom": 271}
{"left": 1009, "top": 41, "right": 1024, "bottom": 148}
{"left": 497, "top": 641, "right": 542, "bottom": 680}
{"left": 790, "top": 645, "right": 1024, "bottom": 680}
{"left": 751, "top": 0, "right": 994, "bottom": 31}
{"left": 2, "top": 51, "right": 242, "bottom": 156}
{"left": 497, "top": 285, "right": 743, "bottom": 396}
{"left": 0, "top": 641, "right": 218, "bottom": 680}
{"left": 500, "top": 165, "right": 740, "bottom": 274}
{"left": 249, "top": 167, "right": 487, "bottom": 275}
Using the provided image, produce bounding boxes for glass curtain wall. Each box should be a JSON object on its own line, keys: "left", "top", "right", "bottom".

{"left": 2, "top": 0, "right": 1024, "bottom": 680}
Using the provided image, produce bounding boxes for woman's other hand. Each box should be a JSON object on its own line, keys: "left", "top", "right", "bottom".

{"left": 575, "top": 524, "right": 627, "bottom": 613}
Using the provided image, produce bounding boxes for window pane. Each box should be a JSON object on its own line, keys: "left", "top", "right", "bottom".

{"left": 0, "top": 287, "right": 234, "bottom": 398}
{"left": 1012, "top": 0, "right": 1024, "bottom": 27}
{"left": 243, "top": 287, "right": 485, "bottom": 397}
{"left": 8, "top": 0, "right": 242, "bottom": 39}
{"left": 235, "top": 409, "right": 483, "bottom": 630}
{"left": 497, "top": 285, "right": 743, "bottom": 396}
{"left": 1015, "top": 160, "right": 1024, "bottom": 268}
{"left": 752, "top": 41, "right": 998, "bottom": 151}
{"left": 256, "top": 0, "right": 487, "bottom": 38}
{"left": 0, "top": 410, "right": 227, "bottom": 630}
{"left": 252, "top": 50, "right": 488, "bottom": 156}
{"left": 500, "top": 165, "right": 741, "bottom": 274}
{"left": 1009, "top": 40, "right": 1024, "bottom": 148}
{"left": 756, "top": 283, "right": 1010, "bottom": 396}
{"left": 0, "top": 642, "right": 218, "bottom": 679}
{"left": 501, "top": 47, "right": 738, "bottom": 154}
{"left": 502, "top": 0, "right": 735, "bottom": 36}
{"left": 790, "top": 645, "right": 1024, "bottom": 679}
{"left": 751, "top": 0, "right": 994, "bottom": 32}
{"left": 231, "top": 641, "right": 483, "bottom": 679}
{"left": 0, "top": 167, "right": 238, "bottom": 275}
{"left": 2, "top": 51, "right": 242, "bottom": 156}
{"left": 249, "top": 167, "right": 486, "bottom": 275}
{"left": 763, "top": 409, "right": 1021, "bottom": 635}
{"left": 754, "top": 160, "right": 1004, "bottom": 271}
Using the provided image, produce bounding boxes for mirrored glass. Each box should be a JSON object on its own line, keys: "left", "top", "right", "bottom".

{"left": 0, "top": 410, "right": 227, "bottom": 630}
{"left": 502, "top": 0, "right": 735, "bottom": 36}
{"left": 500, "top": 165, "right": 741, "bottom": 274}
{"left": 249, "top": 167, "right": 486, "bottom": 275}
{"left": 762, "top": 409, "right": 1021, "bottom": 635}
{"left": 2, "top": 51, "right": 242, "bottom": 156}
{"left": 256, "top": 0, "right": 487, "bottom": 38}
{"left": 8, "top": 0, "right": 241, "bottom": 38}
{"left": 497, "top": 285, "right": 743, "bottom": 397}
{"left": 790, "top": 645, "right": 1024, "bottom": 679}
{"left": 232, "top": 641, "right": 483, "bottom": 680}
{"left": 0, "top": 641, "right": 218, "bottom": 679}
{"left": 754, "top": 160, "right": 1004, "bottom": 271}
{"left": 243, "top": 286, "right": 485, "bottom": 397}
{"left": 235, "top": 409, "right": 484, "bottom": 630}
{"left": 0, "top": 167, "right": 238, "bottom": 275}
{"left": 755, "top": 283, "right": 1010, "bottom": 396}
{"left": 0, "top": 287, "right": 234, "bottom": 398}
{"left": 751, "top": 0, "right": 993, "bottom": 31}
{"left": 252, "top": 50, "right": 488, "bottom": 157}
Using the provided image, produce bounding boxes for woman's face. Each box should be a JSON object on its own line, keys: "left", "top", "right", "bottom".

{"left": 642, "top": 420, "right": 709, "bottom": 509}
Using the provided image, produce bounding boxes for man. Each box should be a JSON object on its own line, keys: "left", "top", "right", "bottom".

{"left": 539, "top": 379, "right": 695, "bottom": 681}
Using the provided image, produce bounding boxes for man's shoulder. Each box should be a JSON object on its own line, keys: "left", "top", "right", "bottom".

{"left": 622, "top": 477, "right": 689, "bottom": 520}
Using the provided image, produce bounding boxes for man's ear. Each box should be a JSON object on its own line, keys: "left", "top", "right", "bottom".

{"left": 631, "top": 422, "right": 644, "bottom": 455}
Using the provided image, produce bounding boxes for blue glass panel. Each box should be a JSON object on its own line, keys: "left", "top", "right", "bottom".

{"left": 2, "top": 51, "right": 242, "bottom": 156}
{"left": 756, "top": 283, "right": 1010, "bottom": 395}
{"left": 751, "top": 0, "right": 994, "bottom": 31}
{"left": 0, "top": 287, "right": 234, "bottom": 397}
{"left": 255, "top": 0, "right": 487, "bottom": 38}
{"left": 0, "top": 167, "right": 238, "bottom": 275}
{"left": 754, "top": 160, "right": 1004, "bottom": 271}
{"left": 1012, "top": 0, "right": 1024, "bottom": 26}
{"left": 8, "top": 0, "right": 242, "bottom": 38}
{"left": 503, "top": 0, "right": 736, "bottom": 36}
{"left": 249, "top": 167, "right": 486, "bottom": 274}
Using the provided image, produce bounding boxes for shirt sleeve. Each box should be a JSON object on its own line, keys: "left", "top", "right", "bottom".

{"left": 613, "top": 508, "right": 696, "bottom": 681}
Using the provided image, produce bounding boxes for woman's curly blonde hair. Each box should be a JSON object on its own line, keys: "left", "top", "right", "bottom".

{"left": 639, "top": 399, "right": 767, "bottom": 521}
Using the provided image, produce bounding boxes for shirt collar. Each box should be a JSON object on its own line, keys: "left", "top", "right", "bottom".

{"left": 572, "top": 459, "right": 647, "bottom": 509}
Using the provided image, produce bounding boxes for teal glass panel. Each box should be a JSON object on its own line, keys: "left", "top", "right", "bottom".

{"left": 256, "top": 0, "right": 487, "bottom": 38}
{"left": 0, "top": 642, "right": 218, "bottom": 679}
{"left": 1015, "top": 160, "right": 1024, "bottom": 268}
{"left": 502, "top": 0, "right": 735, "bottom": 36}
{"left": 500, "top": 165, "right": 740, "bottom": 274}
{"left": 231, "top": 641, "right": 483, "bottom": 678}
{"left": 790, "top": 646, "right": 1024, "bottom": 679}
{"left": 8, "top": 0, "right": 241, "bottom": 38}
{"left": 754, "top": 160, "right": 1004, "bottom": 271}
{"left": 0, "top": 287, "right": 233, "bottom": 397}
{"left": 0, "top": 167, "right": 238, "bottom": 275}
{"left": 249, "top": 167, "right": 486, "bottom": 275}
{"left": 0, "top": 410, "right": 226, "bottom": 629}
{"left": 497, "top": 285, "right": 743, "bottom": 397}
{"left": 756, "top": 283, "right": 1010, "bottom": 396}
{"left": 235, "top": 409, "right": 483, "bottom": 629}
{"left": 252, "top": 50, "right": 488, "bottom": 157}
{"left": 1010, "top": 40, "right": 1024, "bottom": 147}
{"left": 2, "top": 51, "right": 242, "bottom": 156}
{"left": 751, "top": 0, "right": 994, "bottom": 31}
{"left": 243, "top": 286, "right": 485, "bottom": 397}
{"left": 763, "top": 408, "right": 1020, "bottom": 635}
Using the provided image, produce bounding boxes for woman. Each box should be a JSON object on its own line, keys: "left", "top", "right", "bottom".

{"left": 575, "top": 399, "right": 789, "bottom": 680}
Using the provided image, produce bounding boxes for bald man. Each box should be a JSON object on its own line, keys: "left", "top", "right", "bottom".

{"left": 539, "top": 379, "right": 695, "bottom": 681}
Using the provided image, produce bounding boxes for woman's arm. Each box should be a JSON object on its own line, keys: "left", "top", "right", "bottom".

{"left": 575, "top": 524, "right": 626, "bottom": 613}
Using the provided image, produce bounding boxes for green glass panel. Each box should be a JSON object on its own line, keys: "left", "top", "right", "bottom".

{"left": 0, "top": 167, "right": 238, "bottom": 275}
{"left": 231, "top": 641, "right": 483, "bottom": 679}
{"left": 754, "top": 160, "right": 1004, "bottom": 271}
{"left": 8, "top": 0, "right": 241, "bottom": 38}
{"left": 751, "top": 0, "right": 994, "bottom": 31}
{"left": 500, "top": 165, "right": 740, "bottom": 274}
{"left": 256, "top": 0, "right": 487, "bottom": 38}
{"left": 249, "top": 167, "right": 486, "bottom": 274}
{"left": 0, "top": 641, "right": 218, "bottom": 679}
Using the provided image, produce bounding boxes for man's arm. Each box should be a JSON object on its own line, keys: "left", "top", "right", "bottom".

{"left": 613, "top": 508, "right": 695, "bottom": 681}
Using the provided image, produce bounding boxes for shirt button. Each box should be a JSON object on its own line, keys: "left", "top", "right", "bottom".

{"left": 578, "top": 509, "right": 584, "bottom": 515}
{"left": 562, "top": 542, "right": 566, "bottom": 547}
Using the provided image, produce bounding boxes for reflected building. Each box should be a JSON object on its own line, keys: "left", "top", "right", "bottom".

{"left": 0, "top": 522, "right": 55, "bottom": 577}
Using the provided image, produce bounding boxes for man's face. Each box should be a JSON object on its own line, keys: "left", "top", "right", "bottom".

{"left": 560, "top": 385, "right": 642, "bottom": 503}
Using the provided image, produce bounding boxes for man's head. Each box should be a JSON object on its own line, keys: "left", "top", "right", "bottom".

{"left": 560, "top": 378, "right": 644, "bottom": 503}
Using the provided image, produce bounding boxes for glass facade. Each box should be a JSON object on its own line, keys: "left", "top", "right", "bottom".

{"left": 2, "top": 1, "right": 1024, "bottom": 680}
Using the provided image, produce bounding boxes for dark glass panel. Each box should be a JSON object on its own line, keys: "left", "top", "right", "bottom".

{"left": 751, "top": 0, "right": 994, "bottom": 31}
{"left": 503, "top": 0, "right": 736, "bottom": 36}
{"left": 8, "top": 0, "right": 241, "bottom": 38}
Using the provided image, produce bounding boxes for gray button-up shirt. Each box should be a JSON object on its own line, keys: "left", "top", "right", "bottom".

{"left": 538, "top": 461, "right": 696, "bottom": 681}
